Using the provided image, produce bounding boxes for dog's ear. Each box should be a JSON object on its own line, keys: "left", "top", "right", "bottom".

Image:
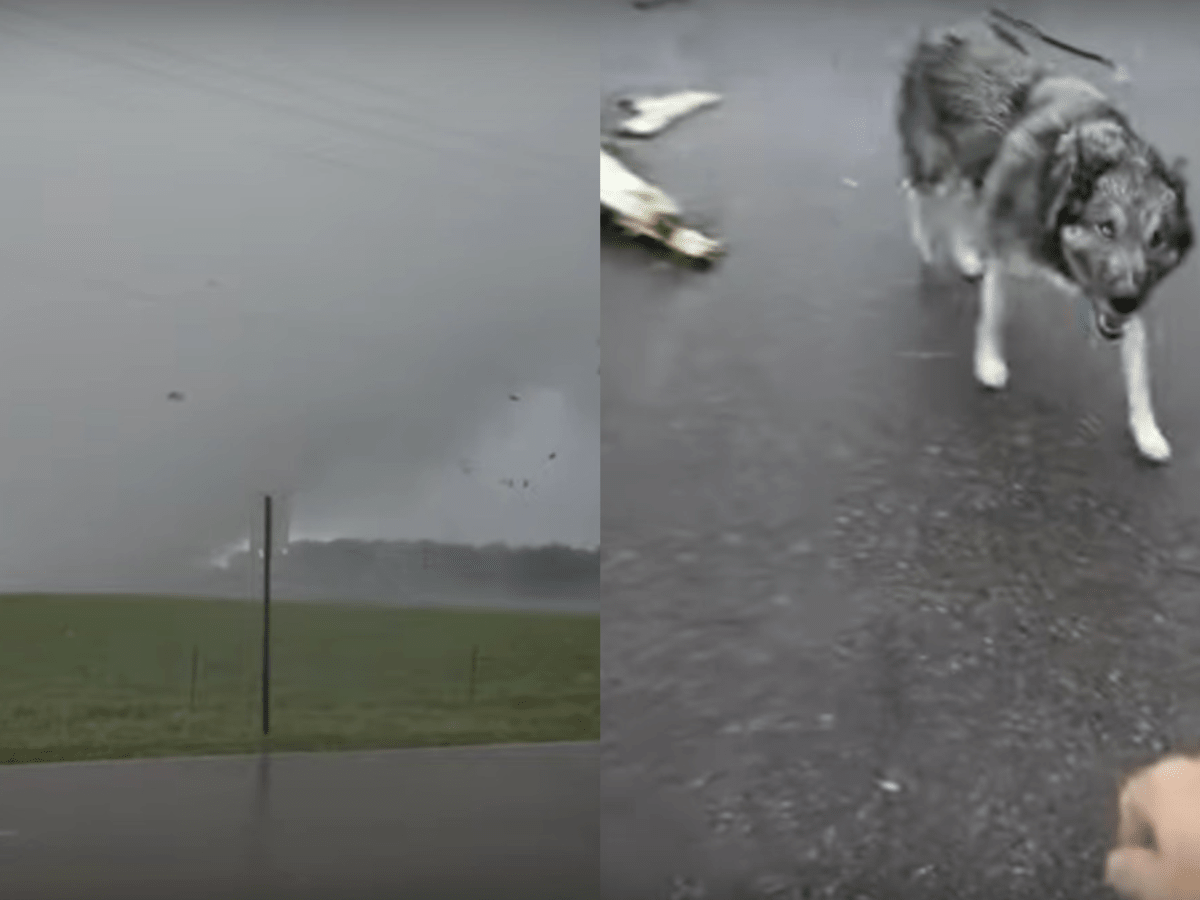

{"left": 1170, "top": 155, "right": 1189, "bottom": 189}
{"left": 1154, "top": 152, "right": 1194, "bottom": 258}
{"left": 1044, "top": 131, "right": 1080, "bottom": 230}
{"left": 1044, "top": 120, "right": 1132, "bottom": 230}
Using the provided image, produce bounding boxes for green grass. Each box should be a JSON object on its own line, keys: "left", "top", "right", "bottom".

{"left": 0, "top": 594, "right": 598, "bottom": 765}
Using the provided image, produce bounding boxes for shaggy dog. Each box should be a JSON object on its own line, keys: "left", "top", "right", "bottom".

{"left": 897, "top": 12, "right": 1192, "bottom": 463}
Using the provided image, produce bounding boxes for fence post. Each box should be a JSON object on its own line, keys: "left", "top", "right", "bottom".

{"left": 190, "top": 645, "right": 199, "bottom": 711}
{"left": 262, "top": 494, "right": 272, "bottom": 736}
{"left": 468, "top": 644, "right": 479, "bottom": 703}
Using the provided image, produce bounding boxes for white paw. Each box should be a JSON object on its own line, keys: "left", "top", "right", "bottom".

{"left": 1131, "top": 419, "right": 1172, "bottom": 463}
{"left": 974, "top": 347, "right": 1008, "bottom": 390}
{"left": 951, "top": 240, "right": 984, "bottom": 280}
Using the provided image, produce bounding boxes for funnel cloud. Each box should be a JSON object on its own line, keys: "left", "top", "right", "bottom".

{"left": 0, "top": 1, "right": 596, "bottom": 591}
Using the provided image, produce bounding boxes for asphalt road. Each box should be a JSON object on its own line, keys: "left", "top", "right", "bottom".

{"left": 0, "top": 742, "right": 597, "bottom": 900}
{"left": 602, "top": 2, "right": 1200, "bottom": 898}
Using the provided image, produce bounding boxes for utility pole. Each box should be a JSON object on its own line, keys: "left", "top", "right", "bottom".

{"left": 261, "top": 494, "right": 272, "bottom": 736}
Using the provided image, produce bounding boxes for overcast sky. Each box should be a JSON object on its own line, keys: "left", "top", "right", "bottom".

{"left": 0, "top": 2, "right": 595, "bottom": 588}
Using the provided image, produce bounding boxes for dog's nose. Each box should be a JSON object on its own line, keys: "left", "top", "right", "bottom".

{"left": 1111, "top": 295, "right": 1140, "bottom": 315}
{"left": 1106, "top": 251, "right": 1146, "bottom": 297}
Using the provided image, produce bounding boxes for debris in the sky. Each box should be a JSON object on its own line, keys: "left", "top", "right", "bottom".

{"left": 500, "top": 478, "right": 515, "bottom": 488}
{"left": 632, "top": 0, "right": 687, "bottom": 11}
{"left": 523, "top": 480, "right": 530, "bottom": 489}
{"left": 509, "top": 394, "right": 520, "bottom": 402}
{"left": 548, "top": 452, "right": 557, "bottom": 460}
{"left": 616, "top": 90, "right": 721, "bottom": 138}
{"left": 601, "top": 150, "right": 723, "bottom": 262}
{"left": 841, "top": 177, "right": 859, "bottom": 189}
{"left": 167, "top": 391, "right": 185, "bottom": 402}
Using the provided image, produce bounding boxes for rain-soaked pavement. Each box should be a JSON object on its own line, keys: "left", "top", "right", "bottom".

{"left": 0, "top": 743, "right": 597, "bottom": 900}
{"left": 602, "top": 2, "right": 1200, "bottom": 898}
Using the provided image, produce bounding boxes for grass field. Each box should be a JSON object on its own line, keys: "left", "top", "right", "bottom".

{"left": 0, "top": 594, "right": 598, "bottom": 765}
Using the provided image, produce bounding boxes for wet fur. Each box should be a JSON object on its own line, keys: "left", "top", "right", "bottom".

{"left": 1106, "top": 754, "right": 1200, "bottom": 900}
{"left": 897, "top": 17, "right": 1193, "bottom": 463}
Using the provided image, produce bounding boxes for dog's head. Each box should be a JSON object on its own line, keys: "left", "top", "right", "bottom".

{"left": 1043, "top": 118, "right": 1193, "bottom": 341}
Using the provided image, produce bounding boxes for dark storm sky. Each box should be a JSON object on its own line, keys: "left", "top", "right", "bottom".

{"left": 0, "top": 1, "right": 596, "bottom": 588}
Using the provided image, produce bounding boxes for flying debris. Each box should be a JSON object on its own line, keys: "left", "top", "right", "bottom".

{"left": 509, "top": 394, "right": 520, "bottom": 402}
{"left": 548, "top": 452, "right": 557, "bottom": 460}
{"left": 523, "top": 480, "right": 529, "bottom": 489}
{"left": 167, "top": 391, "right": 185, "bottom": 402}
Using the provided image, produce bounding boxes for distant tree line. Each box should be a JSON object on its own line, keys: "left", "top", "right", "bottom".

{"left": 212, "top": 538, "right": 599, "bottom": 604}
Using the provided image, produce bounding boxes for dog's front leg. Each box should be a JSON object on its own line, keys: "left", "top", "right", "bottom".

{"left": 947, "top": 182, "right": 985, "bottom": 281}
{"left": 974, "top": 260, "right": 1009, "bottom": 389}
{"left": 901, "top": 179, "right": 934, "bottom": 264}
{"left": 1121, "top": 315, "right": 1171, "bottom": 463}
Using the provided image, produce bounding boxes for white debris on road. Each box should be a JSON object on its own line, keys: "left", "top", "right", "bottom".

{"left": 616, "top": 90, "right": 722, "bottom": 138}
{"left": 601, "top": 150, "right": 723, "bottom": 262}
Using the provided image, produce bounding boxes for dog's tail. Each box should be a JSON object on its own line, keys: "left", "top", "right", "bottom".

{"left": 987, "top": 8, "right": 1126, "bottom": 78}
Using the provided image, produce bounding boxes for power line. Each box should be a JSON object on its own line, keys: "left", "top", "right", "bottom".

{"left": 0, "top": 4, "right": 576, "bottom": 175}
{"left": 0, "top": 4, "right": 575, "bottom": 189}
{"left": 229, "top": 52, "right": 579, "bottom": 174}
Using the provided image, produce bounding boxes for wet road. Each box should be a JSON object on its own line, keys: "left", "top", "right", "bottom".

{"left": 602, "top": 2, "right": 1200, "bottom": 898}
{"left": 0, "top": 742, "right": 597, "bottom": 900}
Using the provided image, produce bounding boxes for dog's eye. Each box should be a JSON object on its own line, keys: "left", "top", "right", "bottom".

{"left": 1098, "top": 220, "right": 1117, "bottom": 239}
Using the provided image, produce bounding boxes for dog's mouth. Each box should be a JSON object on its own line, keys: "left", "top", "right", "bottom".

{"left": 1094, "top": 307, "right": 1127, "bottom": 341}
